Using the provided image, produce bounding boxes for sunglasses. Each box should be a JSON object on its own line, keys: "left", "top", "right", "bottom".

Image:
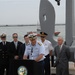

{"left": 13, "top": 36, "right": 18, "bottom": 38}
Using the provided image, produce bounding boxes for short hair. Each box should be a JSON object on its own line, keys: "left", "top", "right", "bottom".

{"left": 12, "top": 33, "right": 18, "bottom": 36}
{"left": 24, "top": 34, "right": 28, "bottom": 38}
{"left": 12, "top": 33, "right": 18, "bottom": 38}
{"left": 58, "top": 36, "right": 64, "bottom": 41}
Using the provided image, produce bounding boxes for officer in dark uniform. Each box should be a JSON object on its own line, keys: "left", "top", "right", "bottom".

{"left": 0, "top": 33, "right": 10, "bottom": 75}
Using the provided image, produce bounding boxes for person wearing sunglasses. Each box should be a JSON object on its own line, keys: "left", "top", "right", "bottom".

{"left": 40, "top": 32, "right": 54, "bottom": 75}
{"left": 9, "top": 33, "right": 22, "bottom": 60}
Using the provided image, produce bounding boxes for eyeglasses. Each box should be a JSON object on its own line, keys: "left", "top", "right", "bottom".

{"left": 13, "top": 36, "right": 18, "bottom": 38}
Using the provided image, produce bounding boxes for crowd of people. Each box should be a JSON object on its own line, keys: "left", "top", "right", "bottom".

{"left": 0, "top": 32, "right": 70, "bottom": 75}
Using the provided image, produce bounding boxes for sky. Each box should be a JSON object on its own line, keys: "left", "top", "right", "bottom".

{"left": 0, "top": 0, "right": 66, "bottom": 25}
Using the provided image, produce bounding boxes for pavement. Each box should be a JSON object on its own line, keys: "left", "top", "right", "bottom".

{"left": 51, "top": 62, "right": 75, "bottom": 75}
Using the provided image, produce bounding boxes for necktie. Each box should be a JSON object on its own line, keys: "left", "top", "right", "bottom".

{"left": 3, "top": 42, "right": 5, "bottom": 45}
{"left": 15, "top": 42, "right": 17, "bottom": 49}
{"left": 31, "top": 47, "right": 33, "bottom": 59}
{"left": 31, "top": 47, "right": 33, "bottom": 55}
{"left": 59, "top": 45, "right": 61, "bottom": 51}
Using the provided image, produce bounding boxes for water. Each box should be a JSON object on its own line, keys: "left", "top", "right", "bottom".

{"left": 0, "top": 25, "right": 65, "bottom": 42}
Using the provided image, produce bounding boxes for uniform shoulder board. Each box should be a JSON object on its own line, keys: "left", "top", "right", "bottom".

{"left": 38, "top": 42, "right": 42, "bottom": 46}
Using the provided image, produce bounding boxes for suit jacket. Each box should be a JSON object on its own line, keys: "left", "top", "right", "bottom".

{"left": 0, "top": 41, "right": 10, "bottom": 64}
{"left": 54, "top": 44, "right": 70, "bottom": 68}
{"left": 18, "top": 43, "right": 26, "bottom": 59}
{"left": 9, "top": 41, "right": 22, "bottom": 59}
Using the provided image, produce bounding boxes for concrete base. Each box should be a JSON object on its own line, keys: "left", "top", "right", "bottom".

{"left": 51, "top": 62, "right": 75, "bottom": 75}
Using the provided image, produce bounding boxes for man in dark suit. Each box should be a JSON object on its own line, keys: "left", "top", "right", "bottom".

{"left": 0, "top": 33, "right": 10, "bottom": 75}
{"left": 19, "top": 34, "right": 30, "bottom": 59}
{"left": 54, "top": 36, "right": 70, "bottom": 75}
{"left": 9, "top": 33, "right": 22, "bottom": 60}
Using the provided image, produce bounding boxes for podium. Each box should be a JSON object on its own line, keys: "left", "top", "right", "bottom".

{"left": 9, "top": 60, "right": 42, "bottom": 75}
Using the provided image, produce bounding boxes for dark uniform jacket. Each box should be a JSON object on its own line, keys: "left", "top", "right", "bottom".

{"left": 0, "top": 42, "right": 10, "bottom": 65}
{"left": 54, "top": 44, "right": 70, "bottom": 75}
{"left": 9, "top": 41, "right": 22, "bottom": 59}
{"left": 18, "top": 43, "right": 26, "bottom": 59}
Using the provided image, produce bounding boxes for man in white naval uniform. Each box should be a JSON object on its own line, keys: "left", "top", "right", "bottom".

{"left": 23, "top": 34, "right": 45, "bottom": 75}
{"left": 40, "top": 32, "right": 54, "bottom": 75}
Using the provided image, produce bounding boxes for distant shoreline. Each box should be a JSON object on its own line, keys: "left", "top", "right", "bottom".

{"left": 0, "top": 24, "right": 65, "bottom": 27}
